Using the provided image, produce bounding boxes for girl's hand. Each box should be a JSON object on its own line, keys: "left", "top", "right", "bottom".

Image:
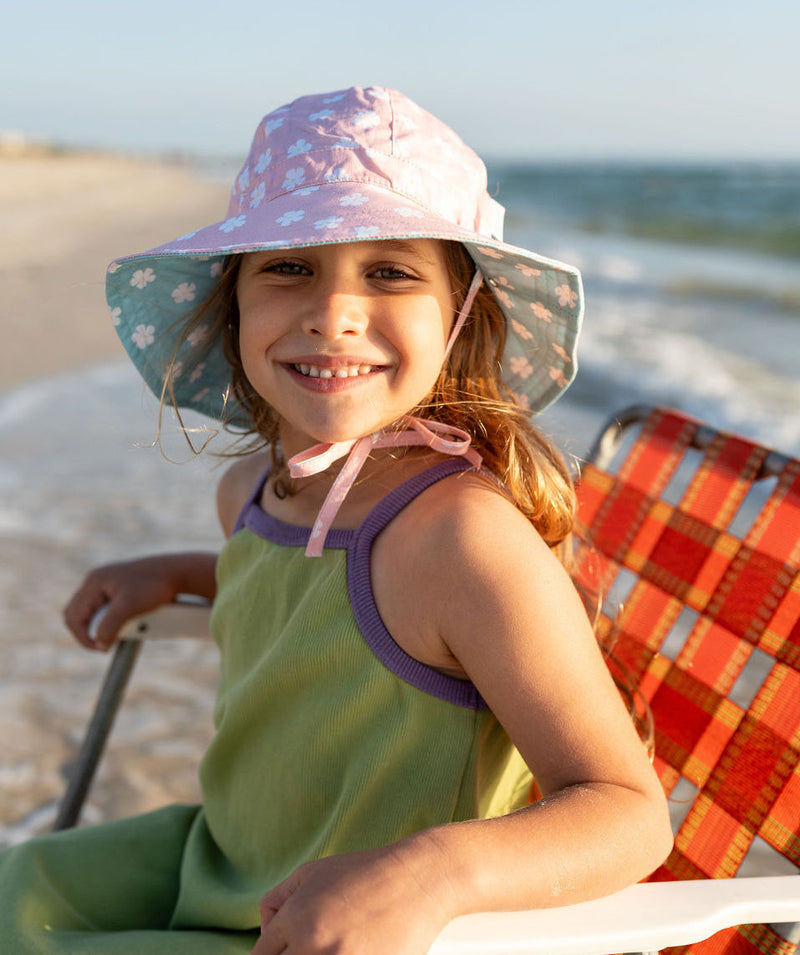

{"left": 252, "top": 839, "right": 458, "bottom": 955}
{"left": 63, "top": 553, "right": 217, "bottom": 652}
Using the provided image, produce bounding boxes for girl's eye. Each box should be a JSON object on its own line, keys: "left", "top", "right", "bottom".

{"left": 372, "top": 266, "right": 414, "bottom": 280}
{"left": 262, "top": 261, "right": 311, "bottom": 276}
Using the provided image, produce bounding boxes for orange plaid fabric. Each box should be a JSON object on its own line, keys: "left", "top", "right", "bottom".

{"left": 575, "top": 407, "right": 800, "bottom": 955}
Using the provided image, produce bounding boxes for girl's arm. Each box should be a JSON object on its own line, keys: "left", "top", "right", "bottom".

{"left": 400, "top": 479, "right": 674, "bottom": 916}
{"left": 63, "top": 452, "right": 267, "bottom": 651}
{"left": 63, "top": 551, "right": 218, "bottom": 651}
{"left": 254, "top": 475, "right": 673, "bottom": 955}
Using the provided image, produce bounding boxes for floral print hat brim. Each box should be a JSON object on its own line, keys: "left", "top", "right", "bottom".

{"left": 106, "top": 86, "right": 583, "bottom": 428}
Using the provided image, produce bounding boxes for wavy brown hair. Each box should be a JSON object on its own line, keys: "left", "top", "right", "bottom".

{"left": 163, "top": 242, "right": 576, "bottom": 550}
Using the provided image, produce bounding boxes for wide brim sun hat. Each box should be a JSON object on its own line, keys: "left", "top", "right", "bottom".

{"left": 106, "top": 86, "right": 583, "bottom": 429}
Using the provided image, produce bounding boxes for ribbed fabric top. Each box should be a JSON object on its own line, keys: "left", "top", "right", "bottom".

{"left": 235, "top": 457, "right": 486, "bottom": 707}
{"left": 169, "top": 459, "right": 532, "bottom": 931}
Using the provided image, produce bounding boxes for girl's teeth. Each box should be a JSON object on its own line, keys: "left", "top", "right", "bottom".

{"left": 295, "top": 364, "right": 373, "bottom": 378}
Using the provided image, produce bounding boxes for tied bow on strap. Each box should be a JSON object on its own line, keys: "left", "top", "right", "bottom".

{"left": 288, "top": 418, "right": 482, "bottom": 557}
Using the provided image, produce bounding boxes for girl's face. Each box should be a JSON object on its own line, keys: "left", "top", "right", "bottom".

{"left": 236, "top": 239, "right": 455, "bottom": 454}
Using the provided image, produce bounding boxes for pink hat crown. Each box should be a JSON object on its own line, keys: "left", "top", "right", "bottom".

{"left": 226, "top": 86, "right": 504, "bottom": 240}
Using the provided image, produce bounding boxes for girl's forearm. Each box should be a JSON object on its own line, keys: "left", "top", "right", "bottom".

{"left": 404, "top": 781, "right": 673, "bottom": 920}
{"left": 64, "top": 551, "right": 219, "bottom": 650}
{"left": 156, "top": 551, "right": 219, "bottom": 601}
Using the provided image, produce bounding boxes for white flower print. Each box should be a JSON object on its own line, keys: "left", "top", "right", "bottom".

{"left": 555, "top": 284, "right": 578, "bottom": 308}
{"left": 176, "top": 230, "right": 198, "bottom": 242}
{"left": 352, "top": 225, "right": 380, "bottom": 238}
{"left": 509, "top": 355, "right": 533, "bottom": 379}
{"left": 294, "top": 186, "right": 321, "bottom": 197}
{"left": 314, "top": 215, "right": 344, "bottom": 230}
{"left": 238, "top": 167, "right": 250, "bottom": 193}
{"left": 109, "top": 306, "right": 121, "bottom": 326}
{"left": 250, "top": 182, "right": 266, "bottom": 208}
{"left": 396, "top": 207, "right": 425, "bottom": 218}
{"left": 188, "top": 324, "right": 209, "bottom": 347}
{"left": 130, "top": 268, "right": 156, "bottom": 289}
{"left": 339, "top": 193, "right": 369, "bottom": 206}
{"left": 287, "top": 139, "right": 313, "bottom": 157}
{"left": 323, "top": 94, "right": 345, "bottom": 104}
{"left": 353, "top": 110, "right": 379, "bottom": 129}
{"left": 190, "top": 362, "right": 206, "bottom": 383}
{"left": 531, "top": 302, "right": 553, "bottom": 323}
{"left": 107, "top": 262, "right": 122, "bottom": 274}
{"left": 264, "top": 117, "right": 285, "bottom": 134}
{"left": 191, "top": 387, "right": 210, "bottom": 404}
{"left": 172, "top": 360, "right": 184, "bottom": 379}
{"left": 511, "top": 319, "right": 533, "bottom": 341}
{"left": 324, "top": 168, "right": 347, "bottom": 182}
{"left": 282, "top": 168, "right": 306, "bottom": 190}
{"left": 334, "top": 137, "right": 359, "bottom": 149}
{"left": 277, "top": 210, "right": 305, "bottom": 227}
{"left": 255, "top": 150, "right": 272, "bottom": 173}
{"left": 210, "top": 261, "right": 224, "bottom": 278}
{"left": 309, "top": 109, "right": 334, "bottom": 121}
{"left": 171, "top": 282, "right": 197, "bottom": 304}
{"left": 132, "top": 324, "right": 155, "bottom": 349}
{"left": 219, "top": 215, "right": 247, "bottom": 233}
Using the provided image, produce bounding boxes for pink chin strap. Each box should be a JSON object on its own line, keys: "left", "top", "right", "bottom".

{"left": 288, "top": 271, "right": 485, "bottom": 556}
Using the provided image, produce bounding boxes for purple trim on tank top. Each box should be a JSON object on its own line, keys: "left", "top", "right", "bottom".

{"left": 233, "top": 470, "right": 357, "bottom": 550}
{"left": 348, "top": 459, "right": 487, "bottom": 710}
{"left": 233, "top": 458, "right": 487, "bottom": 710}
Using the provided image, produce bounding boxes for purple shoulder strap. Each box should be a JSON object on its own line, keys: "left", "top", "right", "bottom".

{"left": 348, "top": 458, "right": 488, "bottom": 710}
{"left": 232, "top": 468, "right": 270, "bottom": 536}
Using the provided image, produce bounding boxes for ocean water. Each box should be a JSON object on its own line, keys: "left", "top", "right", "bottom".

{"left": 492, "top": 161, "right": 800, "bottom": 458}
{"left": 2, "top": 161, "right": 800, "bottom": 844}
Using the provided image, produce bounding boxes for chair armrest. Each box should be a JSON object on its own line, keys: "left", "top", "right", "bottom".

{"left": 91, "top": 597, "right": 213, "bottom": 643}
{"left": 428, "top": 876, "right": 800, "bottom": 955}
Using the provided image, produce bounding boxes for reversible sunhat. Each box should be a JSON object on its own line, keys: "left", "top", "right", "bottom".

{"left": 106, "top": 85, "right": 584, "bottom": 430}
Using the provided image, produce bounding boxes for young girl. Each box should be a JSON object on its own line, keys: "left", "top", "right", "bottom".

{"left": 1, "top": 86, "right": 672, "bottom": 954}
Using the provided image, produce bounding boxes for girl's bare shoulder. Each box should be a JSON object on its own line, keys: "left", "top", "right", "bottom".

{"left": 216, "top": 451, "right": 271, "bottom": 537}
{"left": 389, "top": 468, "right": 538, "bottom": 563}
{"left": 372, "top": 469, "right": 555, "bottom": 675}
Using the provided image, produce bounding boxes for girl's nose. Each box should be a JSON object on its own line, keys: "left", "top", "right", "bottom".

{"left": 301, "top": 290, "right": 368, "bottom": 339}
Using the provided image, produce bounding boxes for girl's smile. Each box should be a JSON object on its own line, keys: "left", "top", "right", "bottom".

{"left": 236, "top": 239, "right": 456, "bottom": 454}
{"left": 282, "top": 355, "right": 385, "bottom": 391}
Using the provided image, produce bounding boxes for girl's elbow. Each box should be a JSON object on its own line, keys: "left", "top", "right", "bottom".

{"left": 641, "top": 786, "right": 674, "bottom": 875}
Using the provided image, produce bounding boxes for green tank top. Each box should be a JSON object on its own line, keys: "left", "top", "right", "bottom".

{"left": 170, "top": 459, "right": 532, "bottom": 931}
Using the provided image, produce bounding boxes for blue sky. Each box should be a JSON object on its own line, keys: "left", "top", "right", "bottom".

{"left": 2, "top": 0, "right": 799, "bottom": 162}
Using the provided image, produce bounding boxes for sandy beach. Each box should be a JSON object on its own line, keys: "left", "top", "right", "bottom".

{"left": 1, "top": 148, "right": 230, "bottom": 844}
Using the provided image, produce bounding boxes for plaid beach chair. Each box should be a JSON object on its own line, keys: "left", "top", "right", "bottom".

{"left": 53, "top": 405, "right": 800, "bottom": 954}
{"left": 567, "top": 404, "right": 800, "bottom": 955}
